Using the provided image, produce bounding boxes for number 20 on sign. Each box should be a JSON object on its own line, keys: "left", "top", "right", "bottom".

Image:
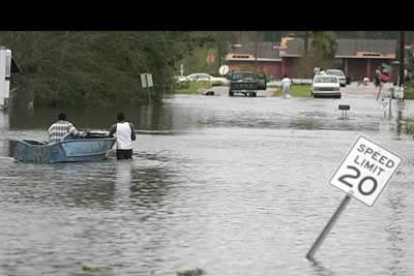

{"left": 330, "top": 136, "right": 402, "bottom": 207}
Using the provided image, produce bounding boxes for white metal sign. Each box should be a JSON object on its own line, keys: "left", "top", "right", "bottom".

{"left": 330, "top": 136, "right": 402, "bottom": 207}
{"left": 219, "top": 65, "right": 229, "bottom": 76}
{"left": 394, "top": 86, "right": 404, "bottom": 99}
{"left": 140, "top": 73, "right": 153, "bottom": 88}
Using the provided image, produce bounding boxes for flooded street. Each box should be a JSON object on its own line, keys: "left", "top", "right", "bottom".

{"left": 1, "top": 90, "right": 414, "bottom": 276}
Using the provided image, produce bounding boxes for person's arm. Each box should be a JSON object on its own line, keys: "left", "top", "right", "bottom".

{"left": 129, "top": 123, "right": 136, "bottom": 141}
{"left": 109, "top": 124, "right": 117, "bottom": 137}
{"left": 68, "top": 123, "right": 83, "bottom": 137}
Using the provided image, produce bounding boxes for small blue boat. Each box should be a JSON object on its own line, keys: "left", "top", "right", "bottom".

{"left": 13, "top": 131, "right": 116, "bottom": 163}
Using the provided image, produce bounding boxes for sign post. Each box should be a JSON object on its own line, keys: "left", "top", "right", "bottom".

{"left": 306, "top": 136, "right": 402, "bottom": 260}
{"left": 306, "top": 195, "right": 351, "bottom": 259}
{"left": 140, "top": 73, "right": 153, "bottom": 103}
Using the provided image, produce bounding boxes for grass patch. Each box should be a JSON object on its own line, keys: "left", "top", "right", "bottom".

{"left": 272, "top": 85, "right": 312, "bottom": 98}
{"left": 404, "top": 82, "right": 414, "bottom": 99}
{"left": 175, "top": 81, "right": 212, "bottom": 94}
{"left": 401, "top": 116, "right": 414, "bottom": 135}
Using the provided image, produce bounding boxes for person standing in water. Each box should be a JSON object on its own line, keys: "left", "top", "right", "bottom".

{"left": 281, "top": 75, "right": 292, "bottom": 99}
{"left": 109, "top": 112, "right": 136, "bottom": 160}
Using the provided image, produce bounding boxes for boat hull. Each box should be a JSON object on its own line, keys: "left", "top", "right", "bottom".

{"left": 13, "top": 135, "right": 116, "bottom": 163}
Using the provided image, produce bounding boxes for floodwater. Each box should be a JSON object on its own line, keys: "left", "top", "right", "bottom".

{"left": 1, "top": 90, "right": 414, "bottom": 276}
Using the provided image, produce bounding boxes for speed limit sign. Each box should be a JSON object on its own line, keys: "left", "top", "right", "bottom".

{"left": 330, "top": 136, "right": 402, "bottom": 207}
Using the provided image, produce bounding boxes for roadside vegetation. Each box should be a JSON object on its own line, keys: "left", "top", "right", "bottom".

{"left": 400, "top": 116, "right": 414, "bottom": 135}
{"left": 175, "top": 81, "right": 212, "bottom": 94}
{"left": 1, "top": 31, "right": 229, "bottom": 107}
{"left": 272, "top": 85, "right": 312, "bottom": 98}
{"left": 404, "top": 82, "right": 414, "bottom": 99}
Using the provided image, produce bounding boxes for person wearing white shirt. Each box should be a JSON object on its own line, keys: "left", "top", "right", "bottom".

{"left": 109, "top": 112, "right": 136, "bottom": 160}
{"left": 281, "top": 75, "right": 292, "bottom": 99}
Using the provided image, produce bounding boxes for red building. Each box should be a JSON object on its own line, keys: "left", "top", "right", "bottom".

{"left": 225, "top": 38, "right": 399, "bottom": 82}
{"left": 225, "top": 42, "right": 282, "bottom": 80}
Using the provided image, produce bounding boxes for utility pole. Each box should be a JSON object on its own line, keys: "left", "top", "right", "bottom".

{"left": 304, "top": 31, "right": 309, "bottom": 55}
{"left": 255, "top": 31, "right": 258, "bottom": 71}
{"left": 399, "top": 31, "right": 405, "bottom": 87}
{"left": 217, "top": 32, "right": 222, "bottom": 71}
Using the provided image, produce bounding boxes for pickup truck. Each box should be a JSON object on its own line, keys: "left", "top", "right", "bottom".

{"left": 229, "top": 71, "right": 267, "bottom": 97}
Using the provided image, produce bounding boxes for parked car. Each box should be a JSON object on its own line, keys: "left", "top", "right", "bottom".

{"left": 311, "top": 75, "right": 341, "bottom": 98}
{"left": 186, "top": 73, "right": 212, "bottom": 82}
{"left": 174, "top": 76, "right": 188, "bottom": 83}
{"left": 326, "top": 69, "right": 347, "bottom": 87}
{"left": 179, "top": 73, "right": 229, "bottom": 86}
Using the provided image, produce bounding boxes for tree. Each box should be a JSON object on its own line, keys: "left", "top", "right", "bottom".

{"left": 0, "top": 31, "right": 200, "bottom": 107}
{"left": 296, "top": 31, "right": 338, "bottom": 78}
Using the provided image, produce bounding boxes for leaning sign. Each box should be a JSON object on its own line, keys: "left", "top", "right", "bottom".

{"left": 330, "top": 136, "right": 402, "bottom": 207}
{"left": 306, "top": 136, "right": 402, "bottom": 260}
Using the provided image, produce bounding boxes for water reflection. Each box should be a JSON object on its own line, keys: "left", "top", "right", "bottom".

{"left": 7, "top": 102, "right": 175, "bottom": 132}
{"left": 309, "top": 259, "right": 337, "bottom": 276}
{"left": 115, "top": 161, "right": 132, "bottom": 207}
{"left": 0, "top": 112, "right": 9, "bottom": 157}
{"left": 129, "top": 166, "right": 173, "bottom": 212}
{"left": 396, "top": 110, "right": 403, "bottom": 137}
{"left": 385, "top": 188, "right": 406, "bottom": 276}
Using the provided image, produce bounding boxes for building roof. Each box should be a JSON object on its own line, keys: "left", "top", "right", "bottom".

{"left": 281, "top": 38, "right": 397, "bottom": 59}
{"left": 336, "top": 39, "right": 396, "bottom": 58}
{"left": 226, "top": 42, "right": 281, "bottom": 61}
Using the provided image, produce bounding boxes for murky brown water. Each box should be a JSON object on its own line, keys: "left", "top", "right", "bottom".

{"left": 1, "top": 92, "right": 414, "bottom": 276}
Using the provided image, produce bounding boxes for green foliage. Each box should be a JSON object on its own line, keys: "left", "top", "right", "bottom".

{"left": 296, "top": 31, "right": 338, "bottom": 78}
{"left": 177, "top": 268, "right": 206, "bottom": 276}
{"left": 400, "top": 116, "right": 414, "bottom": 134}
{"left": 404, "top": 81, "right": 414, "bottom": 99}
{"left": 175, "top": 81, "right": 212, "bottom": 94}
{"left": 0, "top": 31, "right": 207, "bottom": 107}
{"left": 180, "top": 32, "right": 236, "bottom": 76}
{"left": 82, "top": 265, "right": 100, "bottom": 273}
{"left": 312, "top": 31, "right": 338, "bottom": 59}
{"left": 272, "top": 85, "right": 312, "bottom": 97}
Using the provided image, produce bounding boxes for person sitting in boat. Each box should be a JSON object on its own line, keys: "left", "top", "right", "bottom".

{"left": 48, "top": 113, "right": 87, "bottom": 144}
{"left": 109, "top": 112, "right": 136, "bottom": 160}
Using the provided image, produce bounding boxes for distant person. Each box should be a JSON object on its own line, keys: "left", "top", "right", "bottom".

{"left": 406, "top": 70, "right": 413, "bottom": 82}
{"left": 319, "top": 68, "right": 326, "bottom": 75}
{"left": 109, "top": 112, "right": 136, "bottom": 160}
{"left": 48, "top": 113, "right": 86, "bottom": 144}
{"left": 374, "top": 66, "right": 381, "bottom": 87}
{"left": 281, "top": 75, "right": 292, "bottom": 99}
{"left": 314, "top": 66, "right": 320, "bottom": 76}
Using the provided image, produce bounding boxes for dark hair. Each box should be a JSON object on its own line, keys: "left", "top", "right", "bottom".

{"left": 58, "top": 113, "right": 66, "bottom": 120}
{"left": 283, "top": 75, "right": 288, "bottom": 78}
{"left": 117, "top": 112, "right": 125, "bottom": 121}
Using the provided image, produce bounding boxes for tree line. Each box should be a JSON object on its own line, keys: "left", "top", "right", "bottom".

{"left": 0, "top": 31, "right": 219, "bottom": 107}
{"left": 1, "top": 31, "right": 409, "bottom": 107}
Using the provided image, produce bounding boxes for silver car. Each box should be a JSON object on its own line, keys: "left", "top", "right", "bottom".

{"left": 326, "top": 69, "right": 347, "bottom": 87}
{"left": 312, "top": 75, "right": 341, "bottom": 98}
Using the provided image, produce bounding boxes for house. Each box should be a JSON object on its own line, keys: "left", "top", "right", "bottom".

{"left": 225, "top": 42, "right": 282, "bottom": 79}
{"left": 225, "top": 37, "right": 399, "bottom": 82}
